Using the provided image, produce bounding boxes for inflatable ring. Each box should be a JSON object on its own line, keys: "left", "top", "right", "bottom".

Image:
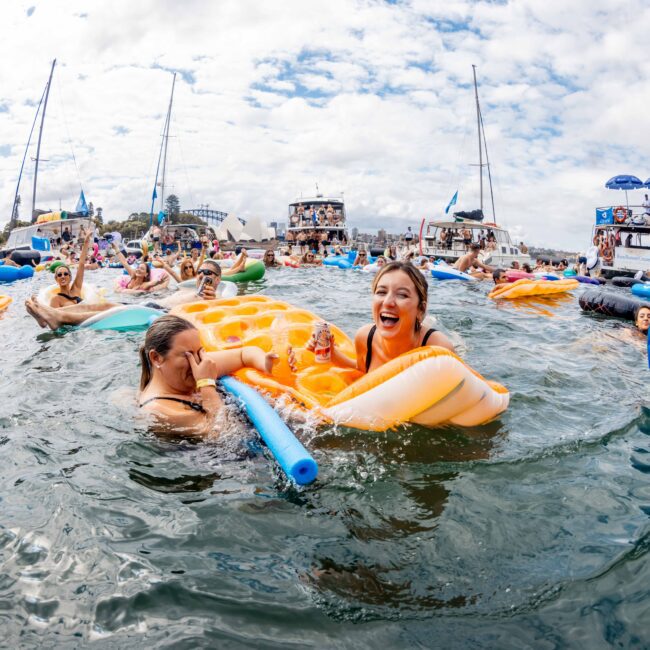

{"left": 222, "top": 259, "right": 265, "bottom": 282}
{"left": 580, "top": 289, "right": 650, "bottom": 321}
{"left": 489, "top": 278, "right": 579, "bottom": 300}
{"left": 613, "top": 206, "right": 627, "bottom": 224}
{"left": 38, "top": 283, "right": 104, "bottom": 306}
{"left": 171, "top": 296, "right": 509, "bottom": 430}
{"left": 0, "top": 295, "right": 12, "bottom": 312}
{"left": 430, "top": 262, "right": 476, "bottom": 282}
{"left": 612, "top": 276, "right": 643, "bottom": 288}
{"left": 177, "top": 278, "right": 238, "bottom": 298}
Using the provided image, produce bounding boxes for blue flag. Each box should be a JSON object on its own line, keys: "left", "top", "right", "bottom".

{"left": 76, "top": 189, "right": 88, "bottom": 216}
{"left": 152, "top": 186, "right": 158, "bottom": 200}
{"left": 157, "top": 210, "right": 165, "bottom": 226}
{"left": 445, "top": 190, "right": 458, "bottom": 215}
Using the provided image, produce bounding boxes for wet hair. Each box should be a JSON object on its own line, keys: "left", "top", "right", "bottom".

{"left": 522, "top": 263, "right": 532, "bottom": 273}
{"left": 139, "top": 315, "right": 197, "bottom": 390}
{"left": 199, "top": 259, "right": 222, "bottom": 276}
{"left": 470, "top": 243, "right": 480, "bottom": 251}
{"left": 492, "top": 268, "right": 506, "bottom": 283}
{"left": 371, "top": 261, "right": 428, "bottom": 331}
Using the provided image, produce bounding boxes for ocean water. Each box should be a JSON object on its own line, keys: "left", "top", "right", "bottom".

{"left": 0, "top": 267, "right": 649, "bottom": 648}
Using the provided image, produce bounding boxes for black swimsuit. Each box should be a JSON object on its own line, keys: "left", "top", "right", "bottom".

{"left": 139, "top": 397, "right": 206, "bottom": 413}
{"left": 365, "top": 325, "right": 437, "bottom": 373}
{"left": 57, "top": 292, "right": 83, "bottom": 305}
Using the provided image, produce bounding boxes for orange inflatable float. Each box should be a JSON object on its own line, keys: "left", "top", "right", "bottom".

{"left": 171, "top": 296, "right": 509, "bottom": 430}
{"left": 489, "top": 278, "right": 579, "bottom": 300}
{"left": 0, "top": 295, "right": 12, "bottom": 312}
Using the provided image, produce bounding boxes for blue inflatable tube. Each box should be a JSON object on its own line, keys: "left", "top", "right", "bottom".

{"left": 0, "top": 265, "right": 34, "bottom": 283}
{"left": 80, "top": 305, "right": 162, "bottom": 331}
{"left": 632, "top": 283, "right": 650, "bottom": 300}
{"left": 323, "top": 257, "right": 352, "bottom": 269}
{"left": 219, "top": 376, "right": 318, "bottom": 485}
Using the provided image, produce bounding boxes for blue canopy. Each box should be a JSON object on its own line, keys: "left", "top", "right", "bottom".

{"left": 644, "top": 178, "right": 650, "bottom": 188}
{"left": 605, "top": 175, "right": 643, "bottom": 190}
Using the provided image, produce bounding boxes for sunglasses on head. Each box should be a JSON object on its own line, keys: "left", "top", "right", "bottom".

{"left": 56, "top": 271, "right": 70, "bottom": 277}
{"left": 198, "top": 268, "right": 218, "bottom": 277}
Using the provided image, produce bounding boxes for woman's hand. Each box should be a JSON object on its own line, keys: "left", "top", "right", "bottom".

{"left": 186, "top": 349, "right": 220, "bottom": 382}
{"left": 263, "top": 352, "right": 278, "bottom": 374}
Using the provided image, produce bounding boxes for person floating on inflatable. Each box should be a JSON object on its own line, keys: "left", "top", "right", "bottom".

{"left": 292, "top": 261, "right": 454, "bottom": 373}
{"left": 138, "top": 315, "right": 278, "bottom": 434}
{"left": 48, "top": 234, "right": 95, "bottom": 307}
{"left": 453, "top": 243, "right": 494, "bottom": 280}
{"left": 24, "top": 260, "right": 225, "bottom": 330}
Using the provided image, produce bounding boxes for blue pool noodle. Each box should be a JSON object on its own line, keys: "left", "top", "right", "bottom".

{"left": 219, "top": 376, "right": 318, "bottom": 485}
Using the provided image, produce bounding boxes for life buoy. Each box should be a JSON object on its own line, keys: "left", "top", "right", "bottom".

{"left": 613, "top": 206, "right": 627, "bottom": 224}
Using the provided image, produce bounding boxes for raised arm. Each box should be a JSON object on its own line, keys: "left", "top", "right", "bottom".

{"left": 72, "top": 233, "right": 93, "bottom": 291}
{"left": 112, "top": 244, "right": 136, "bottom": 278}
{"left": 196, "top": 239, "right": 207, "bottom": 269}
{"left": 158, "top": 259, "right": 181, "bottom": 283}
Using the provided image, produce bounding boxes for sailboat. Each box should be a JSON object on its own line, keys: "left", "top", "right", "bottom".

{"left": 2, "top": 59, "right": 91, "bottom": 261}
{"left": 419, "top": 66, "right": 532, "bottom": 267}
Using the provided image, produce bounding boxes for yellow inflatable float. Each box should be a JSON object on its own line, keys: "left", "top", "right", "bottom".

{"left": 171, "top": 296, "right": 509, "bottom": 431}
{"left": 0, "top": 295, "right": 12, "bottom": 312}
{"left": 489, "top": 278, "right": 579, "bottom": 300}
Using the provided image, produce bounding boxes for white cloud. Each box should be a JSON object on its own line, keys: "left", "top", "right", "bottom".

{"left": 0, "top": 0, "right": 649, "bottom": 250}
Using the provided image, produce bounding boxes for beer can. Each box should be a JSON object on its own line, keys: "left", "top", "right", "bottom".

{"left": 313, "top": 321, "right": 332, "bottom": 363}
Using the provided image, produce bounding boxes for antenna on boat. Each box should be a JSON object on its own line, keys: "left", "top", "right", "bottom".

{"left": 471, "top": 65, "right": 497, "bottom": 222}
{"left": 31, "top": 58, "right": 56, "bottom": 222}
{"left": 150, "top": 72, "right": 176, "bottom": 226}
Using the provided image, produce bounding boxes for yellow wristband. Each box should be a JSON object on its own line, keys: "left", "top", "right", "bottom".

{"left": 196, "top": 378, "right": 217, "bottom": 390}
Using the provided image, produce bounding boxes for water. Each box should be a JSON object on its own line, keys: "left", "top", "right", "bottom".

{"left": 1, "top": 267, "right": 649, "bottom": 648}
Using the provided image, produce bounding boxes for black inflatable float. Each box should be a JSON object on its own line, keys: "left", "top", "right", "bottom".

{"left": 579, "top": 289, "right": 650, "bottom": 322}
{"left": 611, "top": 276, "right": 647, "bottom": 287}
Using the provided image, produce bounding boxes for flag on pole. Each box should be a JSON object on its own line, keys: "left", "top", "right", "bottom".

{"left": 152, "top": 187, "right": 158, "bottom": 200}
{"left": 444, "top": 190, "right": 458, "bottom": 215}
{"left": 75, "top": 189, "right": 89, "bottom": 216}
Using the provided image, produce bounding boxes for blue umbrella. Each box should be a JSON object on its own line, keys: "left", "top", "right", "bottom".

{"left": 605, "top": 175, "right": 644, "bottom": 209}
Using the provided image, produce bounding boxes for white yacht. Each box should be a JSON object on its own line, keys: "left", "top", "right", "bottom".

{"left": 286, "top": 193, "right": 349, "bottom": 245}
{"left": 419, "top": 219, "right": 532, "bottom": 267}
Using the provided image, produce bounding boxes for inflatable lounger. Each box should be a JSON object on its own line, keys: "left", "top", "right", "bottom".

{"left": 489, "top": 278, "right": 579, "bottom": 300}
{"left": 222, "top": 259, "right": 265, "bottom": 283}
{"left": 579, "top": 289, "right": 650, "bottom": 322}
{"left": 0, "top": 295, "right": 12, "bottom": 312}
{"left": 430, "top": 262, "right": 476, "bottom": 282}
{"left": 80, "top": 305, "right": 162, "bottom": 331}
{"left": 631, "top": 283, "right": 650, "bottom": 300}
{"left": 171, "top": 296, "right": 509, "bottom": 431}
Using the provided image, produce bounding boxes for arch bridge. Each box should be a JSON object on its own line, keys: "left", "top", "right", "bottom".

{"left": 185, "top": 208, "right": 246, "bottom": 226}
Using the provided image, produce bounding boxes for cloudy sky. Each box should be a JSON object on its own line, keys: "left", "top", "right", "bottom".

{"left": 1, "top": 0, "right": 649, "bottom": 249}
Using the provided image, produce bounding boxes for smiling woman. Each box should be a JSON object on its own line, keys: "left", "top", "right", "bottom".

{"left": 308, "top": 261, "right": 454, "bottom": 373}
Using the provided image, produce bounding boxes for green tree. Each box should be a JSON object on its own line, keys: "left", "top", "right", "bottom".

{"left": 1, "top": 219, "right": 31, "bottom": 245}
{"left": 165, "top": 194, "right": 180, "bottom": 218}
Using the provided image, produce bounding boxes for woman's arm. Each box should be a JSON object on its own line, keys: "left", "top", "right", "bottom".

{"left": 140, "top": 276, "right": 170, "bottom": 292}
{"left": 196, "top": 240, "right": 207, "bottom": 269}
{"left": 72, "top": 234, "right": 93, "bottom": 291}
{"left": 205, "top": 346, "right": 277, "bottom": 376}
{"left": 159, "top": 260, "right": 181, "bottom": 283}
{"left": 112, "top": 245, "right": 136, "bottom": 278}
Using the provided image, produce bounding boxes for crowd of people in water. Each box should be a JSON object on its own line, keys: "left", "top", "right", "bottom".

{"left": 10, "top": 222, "right": 648, "bottom": 436}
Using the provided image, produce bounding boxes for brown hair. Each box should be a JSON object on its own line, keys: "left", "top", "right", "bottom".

{"left": 371, "top": 261, "right": 428, "bottom": 331}
{"left": 200, "top": 259, "right": 222, "bottom": 275}
{"left": 139, "top": 315, "right": 197, "bottom": 390}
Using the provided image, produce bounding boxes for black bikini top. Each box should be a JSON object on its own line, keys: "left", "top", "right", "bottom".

{"left": 139, "top": 397, "right": 206, "bottom": 413}
{"left": 57, "top": 292, "right": 82, "bottom": 304}
{"left": 365, "top": 325, "right": 437, "bottom": 373}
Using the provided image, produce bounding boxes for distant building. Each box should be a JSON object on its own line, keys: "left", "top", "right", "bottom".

{"left": 377, "top": 229, "right": 387, "bottom": 244}
{"left": 351, "top": 227, "right": 359, "bottom": 240}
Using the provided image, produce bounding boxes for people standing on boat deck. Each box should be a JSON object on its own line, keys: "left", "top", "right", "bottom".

{"left": 625, "top": 233, "right": 634, "bottom": 247}
{"left": 460, "top": 226, "right": 472, "bottom": 250}
{"left": 519, "top": 241, "right": 529, "bottom": 254}
{"left": 61, "top": 227, "right": 72, "bottom": 243}
{"left": 151, "top": 224, "right": 162, "bottom": 253}
{"left": 454, "top": 243, "right": 494, "bottom": 279}
{"left": 404, "top": 226, "right": 414, "bottom": 246}
{"left": 439, "top": 228, "right": 448, "bottom": 248}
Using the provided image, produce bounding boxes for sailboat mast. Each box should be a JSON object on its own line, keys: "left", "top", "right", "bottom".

{"left": 472, "top": 64, "right": 483, "bottom": 213}
{"left": 159, "top": 73, "right": 176, "bottom": 213}
{"left": 31, "top": 58, "right": 56, "bottom": 222}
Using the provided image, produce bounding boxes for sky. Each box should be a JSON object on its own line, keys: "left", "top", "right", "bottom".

{"left": 1, "top": 0, "right": 649, "bottom": 250}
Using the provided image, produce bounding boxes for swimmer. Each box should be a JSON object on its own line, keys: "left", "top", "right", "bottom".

{"left": 294, "top": 261, "right": 454, "bottom": 374}
{"left": 300, "top": 251, "right": 322, "bottom": 266}
{"left": 453, "top": 243, "right": 493, "bottom": 279}
{"left": 493, "top": 269, "right": 508, "bottom": 285}
{"left": 24, "top": 260, "right": 224, "bottom": 330}
{"left": 352, "top": 250, "right": 370, "bottom": 267}
{"left": 263, "top": 250, "right": 281, "bottom": 268}
{"left": 112, "top": 245, "right": 170, "bottom": 293}
{"left": 635, "top": 306, "right": 650, "bottom": 334}
{"left": 48, "top": 234, "right": 94, "bottom": 307}
{"left": 138, "top": 315, "right": 278, "bottom": 434}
